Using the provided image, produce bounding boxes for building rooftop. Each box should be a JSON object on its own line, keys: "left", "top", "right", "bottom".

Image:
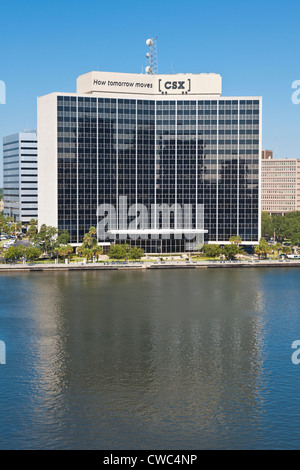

{"left": 76, "top": 71, "right": 223, "bottom": 97}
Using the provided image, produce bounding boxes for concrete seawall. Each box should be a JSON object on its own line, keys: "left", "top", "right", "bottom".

{"left": 0, "top": 260, "right": 300, "bottom": 273}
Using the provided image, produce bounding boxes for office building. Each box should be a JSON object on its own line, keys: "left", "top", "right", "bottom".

{"left": 261, "top": 150, "right": 300, "bottom": 214}
{"left": 38, "top": 71, "right": 261, "bottom": 252}
{"left": 3, "top": 130, "right": 38, "bottom": 223}
{"left": 262, "top": 149, "right": 273, "bottom": 160}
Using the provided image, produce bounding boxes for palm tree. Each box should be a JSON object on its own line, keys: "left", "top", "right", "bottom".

{"left": 93, "top": 245, "right": 103, "bottom": 261}
{"left": 283, "top": 246, "right": 292, "bottom": 255}
{"left": 254, "top": 245, "right": 262, "bottom": 259}
{"left": 76, "top": 246, "right": 84, "bottom": 258}
{"left": 58, "top": 245, "right": 69, "bottom": 261}
{"left": 229, "top": 235, "right": 242, "bottom": 246}
{"left": 66, "top": 244, "right": 74, "bottom": 261}
{"left": 274, "top": 242, "right": 282, "bottom": 258}
{"left": 255, "top": 238, "right": 270, "bottom": 259}
{"left": 83, "top": 247, "right": 93, "bottom": 263}
{"left": 27, "top": 223, "right": 37, "bottom": 241}
{"left": 82, "top": 233, "right": 93, "bottom": 249}
{"left": 89, "top": 226, "right": 97, "bottom": 237}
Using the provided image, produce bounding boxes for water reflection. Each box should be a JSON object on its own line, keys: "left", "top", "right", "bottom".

{"left": 1, "top": 269, "right": 299, "bottom": 449}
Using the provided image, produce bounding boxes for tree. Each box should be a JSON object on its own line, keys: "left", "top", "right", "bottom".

{"left": 1, "top": 224, "right": 10, "bottom": 236}
{"left": 202, "top": 244, "right": 221, "bottom": 258}
{"left": 273, "top": 242, "right": 282, "bottom": 258}
{"left": 33, "top": 224, "right": 58, "bottom": 257}
{"left": 222, "top": 244, "right": 243, "bottom": 260}
{"left": 93, "top": 245, "right": 103, "bottom": 261}
{"left": 25, "top": 246, "right": 42, "bottom": 261}
{"left": 0, "top": 212, "right": 12, "bottom": 237}
{"left": 56, "top": 230, "right": 70, "bottom": 246}
{"left": 290, "top": 233, "right": 300, "bottom": 248}
{"left": 89, "top": 226, "right": 97, "bottom": 237}
{"left": 83, "top": 247, "right": 93, "bottom": 262}
{"left": 82, "top": 233, "right": 93, "bottom": 249}
{"left": 10, "top": 221, "right": 22, "bottom": 236}
{"left": 76, "top": 226, "right": 99, "bottom": 262}
{"left": 58, "top": 244, "right": 73, "bottom": 261}
{"left": 273, "top": 212, "right": 300, "bottom": 242}
{"left": 229, "top": 235, "right": 242, "bottom": 246}
{"left": 14, "top": 245, "right": 24, "bottom": 260}
{"left": 108, "top": 244, "right": 127, "bottom": 260}
{"left": 66, "top": 244, "right": 74, "bottom": 260}
{"left": 76, "top": 245, "right": 84, "bottom": 258}
{"left": 4, "top": 246, "right": 24, "bottom": 263}
{"left": 129, "top": 247, "right": 144, "bottom": 260}
{"left": 261, "top": 212, "right": 274, "bottom": 240}
{"left": 254, "top": 238, "right": 270, "bottom": 259}
{"left": 76, "top": 245, "right": 92, "bottom": 262}
{"left": 259, "top": 211, "right": 300, "bottom": 243}
{"left": 27, "top": 223, "right": 37, "bottom": 241}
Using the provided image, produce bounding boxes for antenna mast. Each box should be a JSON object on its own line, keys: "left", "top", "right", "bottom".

{"left": 145, "top": 37, "right": 158, "bottom": 75}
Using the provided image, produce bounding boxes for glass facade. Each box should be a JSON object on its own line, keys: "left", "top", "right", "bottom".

{"left": 57, "top": 96, "right": 260, "bottom": 252}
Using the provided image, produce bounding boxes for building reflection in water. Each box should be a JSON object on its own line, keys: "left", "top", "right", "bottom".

{"left": 28, "top": 269, "right": 268, "bottom": 448}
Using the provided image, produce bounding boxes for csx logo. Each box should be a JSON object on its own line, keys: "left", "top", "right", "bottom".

{"left": 159, "top": 79, "right": 191, "bottom": 93}
{"left": 165, "top": 81, "right": 185, "bottom": 90}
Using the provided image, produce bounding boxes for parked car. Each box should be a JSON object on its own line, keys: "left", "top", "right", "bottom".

{"left": 280, "top": 253, "right": 300, "bottom": 259}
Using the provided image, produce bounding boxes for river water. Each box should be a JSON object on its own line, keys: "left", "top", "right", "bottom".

{"left": 0, "top": 268, "right": 300, "bottom": 449}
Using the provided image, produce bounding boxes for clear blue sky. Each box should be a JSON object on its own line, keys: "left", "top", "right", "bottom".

{"left": 1, "top": 0, "right": 300, "bottom": 185}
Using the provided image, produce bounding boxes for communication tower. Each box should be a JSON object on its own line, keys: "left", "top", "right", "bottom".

{"left": 145, "top": 37, "right": 158, "bottom": 75}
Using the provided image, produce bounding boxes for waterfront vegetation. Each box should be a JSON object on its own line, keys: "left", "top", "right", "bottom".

{"left": 262, "top": 211, "right": 300, "bottom": 246}
{"left": 76, "top": 226, "right": 103, "bottom": 262}
{"left": 0, "top": 213, "right": 22, "bottom": 237}
{"left": 200, "top": 242, "right": 243, "bottom": 260}
{"left": 0, "top": 211, "right": 299, "bottom": 264}
{"left": 0, "top": 215, "right": 146, "bottom": 264}
{"left": 108, "top": 244, "right": 144, "bottom": 260}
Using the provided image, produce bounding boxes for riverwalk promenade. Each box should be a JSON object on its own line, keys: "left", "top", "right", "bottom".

{"left": 0, "top": 259, "right": 300, "bottom": 272}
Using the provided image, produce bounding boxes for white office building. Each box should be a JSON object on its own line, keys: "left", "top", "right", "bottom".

{"left": 38, "top": 70, "right": 261, "bottom": 252}
{"left": 3, "top": 130, "right": 38, "bottom": 223}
